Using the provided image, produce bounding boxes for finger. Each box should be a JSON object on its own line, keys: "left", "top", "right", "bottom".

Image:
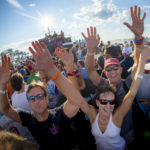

{"left": 40, "top": 42, "right": 49, "bottom": 52}
{"left": 3, "top": 55, "right": 7, "bottom": 67}
{"left": 142, "top": 12, "right": 146, "bottom": 22}
{"left": 123, "top": 22, "right": 132, "bottom": 31}
{"left": 137, "top": 7, "right": 140, "bottom": 18}
{"left": 81, "top": 32, "right": 87, "bottom": 40}
{"left": 54, "top": 47, "right": 59, "bottom": 55}
{"left": 130, "top": 7, "right": 134, "bottom": 21}
{"left": 94, "top": 27, "right": 96, "bottom": 38}
{"left": 69, "top": 49, "right": 73, "bottom": 55}
{"left": 7, "top": 56, "right": 11, "bottom": 67}
{"left": 134, "top": 5, "right": 137, "bottom": 18}
{"left": 2, "top": 55, "right": 5, "bottom": 67}
{"left": 61, "top": 47, "right": 66, "bottom": 54}
{"left": 55, "top": 48, "right": 61, "bottom": 57}
{"left": 28, "top": 60, "right": 36, "bottom": 71}
{"left": 97, "top": 34, "right": 100, "bottom": 43}
{"left": 29, "top": 47, "right": 37, "bottom": 60}
{"left": 90, "top": 26, "right": 93, "bottom": 36}
{"left": 87, "top": 27, "right": 90, "bottom": 37}
{"left": 35, "top": 41, "right": 43, "bottom": 53}
{"left": 32, "top": 41, "right": 41, "bottom": 54}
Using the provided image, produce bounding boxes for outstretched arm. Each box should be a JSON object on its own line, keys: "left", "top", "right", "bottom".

{"left": 114, "top": 46, "right": 150, "bottom": 127}
{"left": 123, "top": 6, "right": 146, "bottom": 80}
{"left": 55, "top": 47, "right": 97, "bottom": 123}
{"left": 0, "top": 55, "right": 21, "bottom": 123}
{"left": 29, "top": 41, "right": 86, "bottom": 118}
{"left": 82, "top": 26, "right": 101, "bottom": 87}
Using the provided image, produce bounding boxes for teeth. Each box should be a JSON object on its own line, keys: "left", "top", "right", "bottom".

{"left": 104, "top": 109, "right": 110, "bottom": 112}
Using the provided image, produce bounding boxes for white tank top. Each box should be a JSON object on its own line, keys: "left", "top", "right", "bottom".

{"left": 91, "top": 113, "right": 125, "bottom": 150}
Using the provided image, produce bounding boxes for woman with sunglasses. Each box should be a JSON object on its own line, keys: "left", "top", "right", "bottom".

{"left": 54, "top": 40, "right": 150, "bottom": 150}
{"left": 80, "top": 46, "right": 150, "bottom": 150}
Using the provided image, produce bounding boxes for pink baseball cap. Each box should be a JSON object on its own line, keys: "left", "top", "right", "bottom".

{"left": 104, "top": 58, "right": 120, "bottom": 68}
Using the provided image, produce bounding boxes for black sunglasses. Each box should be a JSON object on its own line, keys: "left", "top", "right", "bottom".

{"left": 98, "top": 99, "right": 115, "bottom": 105}
{"left": 105, "top": 66, "right": 120, "bottom": 72}
{"left": 27, "top": 93, "right": 46, "bottom": 102}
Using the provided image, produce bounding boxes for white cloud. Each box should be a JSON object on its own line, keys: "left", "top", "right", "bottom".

{"left": 29, "top": 4, "right": 36, "bottom": 7}
{"left": 142, "top": 5, "right": 150, "bottom": 9}
{"left": 73, "top": 0, "right": 129, "bottom": 24}
{"left": 7, "top": 0, "right": 24, "bottom": 10}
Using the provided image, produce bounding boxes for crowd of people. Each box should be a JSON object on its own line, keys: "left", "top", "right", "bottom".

{"left": 0, "top": 5, "right": 150, "bottom": 150}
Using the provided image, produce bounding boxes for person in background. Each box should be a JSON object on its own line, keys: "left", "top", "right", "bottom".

{"left": 10, "top": 72, "right": 31, "bottom": 112}
{"left": 136, "top": 62, "right": 150, "bottom": 115}
{"left": 120, "top": 44, "right": 134, "bottom": 72}
{"left": 27, "top": 65, "right": 40, "bottom": 85}
{"left": 55, "top": 47, "right": 97, "bottom": 150}
{"left": 0, "top": 130, "right": 39, "bottom": 150}
{"left": 39, "top": 71, "right": 58, "bottom": 109}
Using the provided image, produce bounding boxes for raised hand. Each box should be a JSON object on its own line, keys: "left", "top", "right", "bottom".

{"left": 0, "top": 55, "right": 11, "bottom": 85}
{"left": 123, "top": 6, "right": 146, "bottom": 38}
{"left": 28, "top": 41, "right": 54, "bottom": 74}
{"left": 55, "top": 47, "right": 74, "bottom": 70}
{"left": 81, "top": 26, "right": 100, "bottom": 53}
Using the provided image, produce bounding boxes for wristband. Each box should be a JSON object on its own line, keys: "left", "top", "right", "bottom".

{"left": 133, "top": 37, "right": 144, "bottom": 45}
{"left": 136, "top": 73, "right": 143, "bottom": 79}
{"left": 50, "top": 71, "right": 61, "bottom": 81}
{"left": 67, "top": 70, "right": 79, "bottom": 76}
{"left": 0, "top": 90, "right": 7, "bottom": 94}
{"left": 87, "top": 51, "right": 95, "bottom": 56}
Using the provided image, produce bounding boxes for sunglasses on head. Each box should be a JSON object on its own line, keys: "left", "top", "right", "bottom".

{"left": 27, "top": 93, "right": 46, "bottom": 102}
{"left": 98, "top": 99, "right": 115, "bottom": 105}
{"left": 105, "top": 66, "right": 120, "bottom": 72}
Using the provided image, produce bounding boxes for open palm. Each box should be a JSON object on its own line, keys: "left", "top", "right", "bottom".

{"left": 29, "top": 41, "right": 54, "bottom": 73}
{"left": 123, "top": 6, "right": 146, "bottom": 37}
{"left": 55, "top": 47, "right": 74, "bottom": 69}
{"left": 0, "top": 55, "right": 11, "bottom": 84}
{"left": 81, "top": 26, "right": 100, "bottom": 53}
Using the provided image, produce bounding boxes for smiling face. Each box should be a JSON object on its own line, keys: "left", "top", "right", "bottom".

{"left": 104, "top": 64, "right": 122, "bottom": 85}
{"left": 27, "top": 87, "right": 48, "bottom": 115}
{"left": 96, "top": 91, "right": 115, "bottom": 117}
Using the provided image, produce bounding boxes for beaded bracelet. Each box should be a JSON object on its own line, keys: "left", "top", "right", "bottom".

{"left": 133, "top": 37, "right": 144, "bottom": 45}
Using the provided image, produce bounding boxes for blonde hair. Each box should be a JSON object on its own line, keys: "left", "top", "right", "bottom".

{"left": 26, "top": 82, "right": 47, "bottom": 97}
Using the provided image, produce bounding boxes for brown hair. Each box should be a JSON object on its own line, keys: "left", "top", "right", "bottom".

{"left": 0, "top": 130, "right": 39, "bottom": 150}
{"left": 92, "top": 84, "right": 117, "bottom": 108}
{"left": 26, "top": 82, "right": 47, "bottom": 97}
{"left": 10, "top": 72, "right": 23, "bottom": 91}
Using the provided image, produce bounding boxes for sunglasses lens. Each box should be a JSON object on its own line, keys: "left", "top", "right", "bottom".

{"left": 36, "top": 94, "right": 44, "bottom": 100}
{"left": 99, "top": 99, "right": 115, "bottom": 105}
{"left": 105, "top": 68, "right": 112, "bottom": 72}
{"left": 105, "top": 66, "right": 120, "bottom": 72}
{"left": 27, "top": 96, "right": 35, "bottom": 102}
{"left": 113, "top": 66, "right": 119, "bottom": 70}
{"left": 99, "top": 100, "right": 107, "bottom": 105}
{"left": 109, "top": 100, "right": 115, "bottom": 105}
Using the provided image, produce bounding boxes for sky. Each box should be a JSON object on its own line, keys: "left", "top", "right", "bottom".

{"left": 0, "top": 0, "right": 150, "bottom": 52}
